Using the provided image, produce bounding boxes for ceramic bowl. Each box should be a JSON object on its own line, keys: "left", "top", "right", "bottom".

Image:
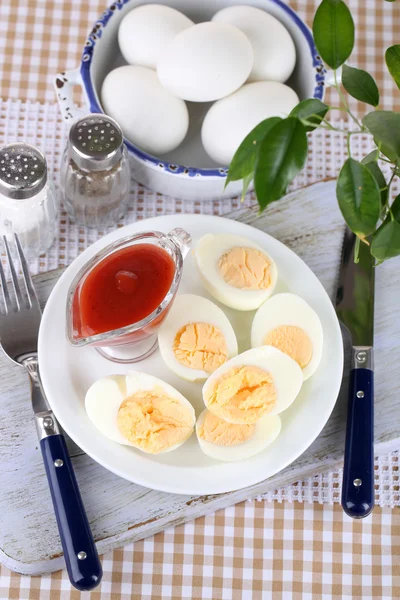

{"left": 55, "top": 0, "right": 325, "bottom": 201}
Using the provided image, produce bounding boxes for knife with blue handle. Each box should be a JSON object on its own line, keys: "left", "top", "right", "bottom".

{"left": 336, "top": 228, "right": 375, "bottom": 519}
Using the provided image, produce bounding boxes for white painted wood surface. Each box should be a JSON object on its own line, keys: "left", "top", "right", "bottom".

{"left": 0, "top": 181, "right": 399, "bottom": 575}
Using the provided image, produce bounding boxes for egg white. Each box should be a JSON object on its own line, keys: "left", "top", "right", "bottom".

{"left": 212, "top": 6, "right": 296, "bottom": 83}
{"left": 251, "top": 293, "right": 323, "bottom": 380}
{"left": 158, "top": 294, "right": 238, "bottom": 382}
{"left": 201, "top": 82, "right": 299, "bottom": 165}
{"left": 85, "top": 371, "right": 195, "bottom": 453}
{"left": 202, "top": 346, "right": 303, "bottom": 422}
{"left": 196, "top": 409, "right": 281, "bottom": 462}
{"left": 157, "top": 22, "right": 254, "bottom": 102}
{"left": 101, "top": 66, "right": 189, "bottom": 155}
{"left": 194, "top": 233, "right": 278, "bottom": 311}
{"left": 118, "top": 5, "right": 193, "bottom": 69}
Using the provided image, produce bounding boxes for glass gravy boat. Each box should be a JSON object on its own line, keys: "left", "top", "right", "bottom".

{"left": 66, "top": 228, "right": 191, "bottom": 363}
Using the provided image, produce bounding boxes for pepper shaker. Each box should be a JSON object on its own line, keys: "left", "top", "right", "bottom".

{"left": 0, "top": 143, "right": 58, "bottom": 257}
{"left": 60, "top": 114, "right": 131, "bottom": 228}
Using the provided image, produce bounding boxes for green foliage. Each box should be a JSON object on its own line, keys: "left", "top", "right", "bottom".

{"left": 371, "top": 221, "right": 400, "bottom": 262}
{"left": 342, "top": 65, "right": 379, "bottom": 106}
{"left": 312, "top": 0, "right": 354, "bottom": 69}
{"left": 385, "top": 45, "right": 400, "bottom": 90}
{"left": 226, "top": 0, "right": 400, "bottom": 262}
{"left": 361, "top": 154, "right": 388, "bottom": 209}
{"left": 336, "top": 159, "right": 381, "bottom": 236}
{"left": 225, "top": 117, "right": 281, "bottom": 188}
{"left": 254, "top": 118, "right": 308, "bottom": 210}
{"left": 363, "top": 111, "right": 400, "bottom": 160}
{"left": 290, "top": 99, "right": 329, "bottom": 131}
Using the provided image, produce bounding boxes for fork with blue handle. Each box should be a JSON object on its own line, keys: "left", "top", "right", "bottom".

{"left": 0, "top": 234, "right": 102, "bottom": 590}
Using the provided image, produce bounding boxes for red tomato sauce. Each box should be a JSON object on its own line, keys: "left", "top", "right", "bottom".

{"left": 78, "top": 244, "right": 175, "bottom": 337}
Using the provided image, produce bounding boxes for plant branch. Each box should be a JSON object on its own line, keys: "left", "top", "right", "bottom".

{"left": 299, "top": 118, "right": 343, "bottom": 131}
{"left": 346, "top": 133, "right": 352, "bottom": 157}
{"left": 333, "top": 70, "right": 363, "bottom": 129}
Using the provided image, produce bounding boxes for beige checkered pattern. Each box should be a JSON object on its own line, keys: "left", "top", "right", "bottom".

{"left": 1, "top": 1, "right": 400, "bottom": 598}
{"left": 0, "top": 0, "right": 399, "bottom": 111}
{"left": 0, "top": 503, "right": 399, "bottom": 600}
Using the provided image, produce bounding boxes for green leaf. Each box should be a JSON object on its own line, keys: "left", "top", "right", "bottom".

{"left": 371, "top": 220, "right": 400, "bottom": 261}
{"left": 377, "top": 141, "right": 398, "bottom": 162}
{"left": 225, "top": 117, "right": 282, "bottom": 187}
{"left": 363, "top": 161, "right": 387, "bottom": 209}
{"left": 385, "top": 45, "right": 400, "bottom": 90}
{"left": 241, "top": 172, "right": 253, "bottom": 201}
{"left": 361, "top": 149, "right": 379, "bottom": 165}
{"left": 254, "top": 118, "right": 308, "bottom": 211}
{"left": 342, "top": 64, "right": 379, "bottom": 106}
{"left": 379, "top": 194, "right": 400, "bottom": 225}
{"left": 389, "top": 194, "right": 400, "bottom": 221}
{"left": 363, "top": 111, "right": 400, "bottom": 160}
{"left": 336, "top": 158, "right": 381, "bottom": 236}
{"left": 290, "top": 98, "right": 329, "bottom": 131}
{"left": 312, "top": 0, "right": 355, "bottom": 69}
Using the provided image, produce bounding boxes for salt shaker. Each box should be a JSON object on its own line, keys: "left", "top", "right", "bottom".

{"left": 0, "top": 143, "right": 58, "bottom": 257}
{"left": 60, "top": 114, "right": 131, "bottom": 228}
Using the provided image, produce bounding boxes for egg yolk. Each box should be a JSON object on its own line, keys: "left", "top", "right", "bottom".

{"left": 264, "top": 325, "right": 313, "bottom": 369}
{"left": 218, "top": 247, "right": 272, "bottom": 290}
{"left": 205, "top": 365, "right": 276, "bottom": 424}
{"left": 198, "top": 411, "right": 255, "bottom": 446}
{"left": 117, "top": 391, "right": 193, "bottom": 453}
{"left": 173, "top": 322, "right": 228, "bottom": 373}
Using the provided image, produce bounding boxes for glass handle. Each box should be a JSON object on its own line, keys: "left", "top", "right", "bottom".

{"left": 167, "top": 228, "right": 192, "bottom": 260}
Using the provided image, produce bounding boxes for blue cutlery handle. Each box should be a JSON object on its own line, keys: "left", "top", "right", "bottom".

{"left": 341, "top": 368, "right": 374, "bottom": 519}
{"left": 40, "top": 434, "right": 103, "bottom": 590}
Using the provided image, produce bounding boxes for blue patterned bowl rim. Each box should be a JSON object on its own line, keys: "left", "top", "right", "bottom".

{"left": 80, "top": 0, "right": 325, "bottom": 179}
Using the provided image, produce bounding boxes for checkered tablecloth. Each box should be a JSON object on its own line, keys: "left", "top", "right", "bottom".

{"left": 0, "top": 1, "right": 400, "bottom": 598}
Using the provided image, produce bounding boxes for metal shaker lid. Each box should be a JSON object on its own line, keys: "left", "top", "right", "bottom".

{"left": 68, "top": 114, "right": 124, "bottom": 172}
{"left": 0, "top": 143, "right": 47, "bottom": 200}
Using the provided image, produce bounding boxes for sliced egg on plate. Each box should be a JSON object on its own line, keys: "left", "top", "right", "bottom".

{"left": 85, "top": 372, "right": 195, "bottom": 454}
{"left": 251, "top": 293, "right": 323, "bottom": 380}
{"left": 194, "top": 233, "right": 278, "bottom": 311}
{"left": 158, "top": 293, "right": 238, "bottom": 382}
{"left": 196, "top": 408, "right": 281, "bottom": 462}
{"left": 202, "top": 346, "right": 303, "bottom": 424}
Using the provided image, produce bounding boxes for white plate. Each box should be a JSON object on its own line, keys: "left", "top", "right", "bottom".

{"left": 38, "top": 215, "right": 343, "bottom": 495}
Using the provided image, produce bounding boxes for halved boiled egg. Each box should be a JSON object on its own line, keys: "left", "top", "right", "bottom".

{"left": 85, "top": 372, "right": 195, "bottom": 454}
{"left": 251, "top": 293, "right": 323, "bottom": 380}
{"left": 202, "top": 346, "right": 303, "bottom": 424}
{"left": 158, "top": 294, "right": 238, "bottom": 382}
{"left": 196, "top": 408, "right": 281, "bottom": 462}
{"left": 194, "top": 233, "right": 278, "bottom": 311}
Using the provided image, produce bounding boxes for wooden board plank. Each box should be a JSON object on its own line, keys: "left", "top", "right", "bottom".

{"left": 0, "top": 181, "right": 399, "bottom": 575}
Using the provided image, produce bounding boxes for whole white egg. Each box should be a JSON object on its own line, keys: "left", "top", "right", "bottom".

{"left": 202, "top": 81, "right": 299, "bottom": 165}
{"left": 202, "top": 346, "right": 303, "bottom": 424}
{"left": 157, "top": 22, "right": 254, "bottom": 102}
{"left": 251, "top": 293, "right": 324, "bottom": 380}
{"left": 196, "top": 409, "right": 281, "bottom": 462}
{"left": 194, "top": 233, "right": 278, "bottom": 311}
{"left": 101, "top": 65, "right": 189, "bottom": 155}
{"left": 212, "top": 5, "right": 296, "bottom": 83}
{"left": 118, "top": 5, "right": 193, "bottom": 69}
{"left": 158, "top": 294, "right": 238, "bottom": 382}
{"left": 85, "top": 372, "right": 195, "bottom": 453}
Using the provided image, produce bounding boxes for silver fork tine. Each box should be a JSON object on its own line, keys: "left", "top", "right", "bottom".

{"left": 14, "top": 234, "right": 37, "bottom": 309}
{"left": 3, "top": 235, "right": 22, "bottom": 311}
{"left": 0, "top": 254, "right": 10, "bottom": 314}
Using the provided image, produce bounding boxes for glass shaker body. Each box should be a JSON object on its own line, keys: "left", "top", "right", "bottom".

{"left": 60, "top": 146, "right": 130, "bottom": 229}
{"left": 60, "top": 115, "right": 131, "bottom": 229}
{"left": 0, "top": 143, "right": 59, "bottom": 258}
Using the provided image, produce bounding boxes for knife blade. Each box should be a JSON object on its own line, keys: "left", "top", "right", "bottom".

{"left": 336, "top": 228, "right": 375, "bottom": 519}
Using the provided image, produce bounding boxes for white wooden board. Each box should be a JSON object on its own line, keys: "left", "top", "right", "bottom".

{"left": 0, "top": 180, "right": 399, "bottom": 575}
